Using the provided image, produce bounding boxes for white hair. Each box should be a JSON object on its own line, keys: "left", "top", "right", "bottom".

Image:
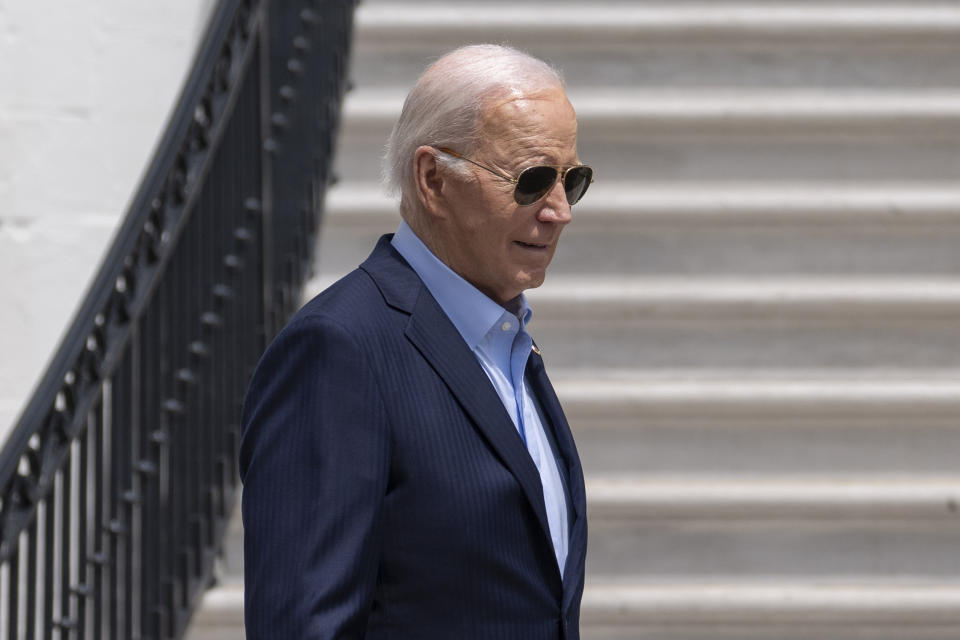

{"left": 383, "top": 44, "right": 565, "bottom": 215}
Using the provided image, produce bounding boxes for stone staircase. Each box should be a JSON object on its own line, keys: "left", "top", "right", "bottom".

{"left": 186, "top": 2, "right": 960, "bottom": 638}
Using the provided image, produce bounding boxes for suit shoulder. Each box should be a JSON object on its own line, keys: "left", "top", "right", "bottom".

{"left": 244, "top": 269, "right": 393, "bottom": 424}
{"left": 301, "top": 269, "right": 381, "bottom": 316}
{"left": 276, "top": 268, "right": 402, "bottom": 346}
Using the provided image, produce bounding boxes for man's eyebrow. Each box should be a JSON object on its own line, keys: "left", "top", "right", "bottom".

{"left": 515, "top": 152, "right": 579, "bottom": 169}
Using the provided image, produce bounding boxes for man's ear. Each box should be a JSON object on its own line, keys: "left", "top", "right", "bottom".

{"left": 413, "top": 146, "right": 447, "bottom": 219}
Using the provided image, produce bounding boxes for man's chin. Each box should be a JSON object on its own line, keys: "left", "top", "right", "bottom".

{"left": 516, "top": 272, "right": 547, "bottom": 293}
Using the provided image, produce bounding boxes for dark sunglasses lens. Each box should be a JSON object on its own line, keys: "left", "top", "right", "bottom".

{"left": 564, "top": 166, "right": 593, "bottom": 205}
{"left": 514, "top": 166, "right": 559, "bottom": 205}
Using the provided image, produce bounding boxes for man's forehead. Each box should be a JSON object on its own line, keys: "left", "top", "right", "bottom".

{"left": 476, "top": 89, "right": 578, "bottom": 159}
{"left": 482, "top": 87, "right": 573, "bottom": 119}
{"left": 479, "top": 91, "right": 576, "bottom": 138}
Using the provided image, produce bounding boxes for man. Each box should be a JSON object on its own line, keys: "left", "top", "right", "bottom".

{"left": 239, "top": 44, "right": 592, "bottom": 639}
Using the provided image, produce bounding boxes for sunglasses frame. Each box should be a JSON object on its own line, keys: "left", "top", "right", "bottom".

{"left": 436, "top": 147, "right": 593, "bottom": 206}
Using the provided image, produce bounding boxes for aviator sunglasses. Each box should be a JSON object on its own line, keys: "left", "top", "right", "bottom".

{"left": 437, "top": 147, "right": 594, "bottom": 206}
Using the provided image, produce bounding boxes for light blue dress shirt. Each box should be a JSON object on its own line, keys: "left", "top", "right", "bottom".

{"left": 391, "top": 221, "right": 570, "bottom": 576}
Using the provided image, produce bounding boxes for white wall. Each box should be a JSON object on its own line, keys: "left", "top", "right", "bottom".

{"left": 0, "top": 1, "right": 216, "bottom": 443}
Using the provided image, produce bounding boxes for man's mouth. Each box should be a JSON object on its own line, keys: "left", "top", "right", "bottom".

{"left": 515, "top": 241, "right": 548, "bottom": 249}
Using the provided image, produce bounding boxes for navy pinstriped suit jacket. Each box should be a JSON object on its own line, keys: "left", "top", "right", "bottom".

{"left": 239, "top": 235, "right": 588, "bottom": 639}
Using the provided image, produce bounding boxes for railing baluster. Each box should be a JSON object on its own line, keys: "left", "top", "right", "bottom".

{"left": 44, "top": 478, "right": 56, "bottom": 639}
{"left": 101, "top": 379, "right": 117, "bottom": 640}
{"left": 67, "top": 457, "right": 78, "bottom": 640}
{"left": 8, "top": 547, "right": 20, "bottom": 639}
{"left": 75, "top": 414, "right": 90, "bottom": 640}
{"left": 89, "top": 400, "right": 104, "bottom": 640}
{"left": 56, "top": 462, "right": 70, "bottom": 639}
{"left": 139, "top": 309, "right": 158, "bottom": 640}
{"left": 0, "top": 556, "right": 7, "bottom": 638}
{"left": 61, "top": 455, "right": 72, "bottom": 639}
{"left": 26, "top": 509, "right": 39, "bottom": 639}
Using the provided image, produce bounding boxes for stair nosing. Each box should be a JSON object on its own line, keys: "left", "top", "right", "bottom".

{"left": 580, "top": 580, "right": 960, "bottom": 625}
{"left": 190, "top": 579, "right": 960, "bottom": 627}
{"left": 341, "top": 89, "right": 960, "bottom": 133}
{"left": 549, "top": 371, "right": 960, "bottom": 420}
{"left": 304, "top": 273, "right": 960, "bottom": 319}
{"left": 322, "top": 182, "right": 960, "bottom": 225}
{"left": 355, "top": 4, "right": 960, "bottom": 47}
{"left": 585, "top": 473, "right": 960, "bottom": 520}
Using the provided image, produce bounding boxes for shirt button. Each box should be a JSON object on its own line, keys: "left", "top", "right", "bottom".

{"left": 501, "top": 321, "right": 511, "bottom": 331}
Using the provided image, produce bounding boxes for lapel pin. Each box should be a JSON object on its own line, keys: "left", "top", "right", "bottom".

{"left": 531, "top": 343, "right": 541, "bottom": 356}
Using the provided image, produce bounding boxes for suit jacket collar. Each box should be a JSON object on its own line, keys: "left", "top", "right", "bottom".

{"left": 359, "top": 234, "right": 422, "bottom": 314}
{"left": 390, "top": 220, "right": 525, "bottom": 351}
{"left": 360, "top": 236, "right": 559, "bottom": 576}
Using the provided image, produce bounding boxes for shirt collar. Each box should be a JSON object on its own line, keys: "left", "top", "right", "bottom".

{"left": 391, "top": 220, "right": 532, "bottom": 349}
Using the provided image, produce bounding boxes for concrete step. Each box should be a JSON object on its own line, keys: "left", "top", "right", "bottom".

{"left": 526, "top": 277, "right": 960, "bottom": 319}
{"left": 183, "top": 583, "right": 244, "bottom": 640}
{"left": 184, "top": 578, "right": 960, "bottom": 640}
{"left": 575, "top": 413, "right": 960, "bottom": 476}
{"left": 333, "top": 89, "right": 960, "bottom": 184}
{"left": 587, "top": 474, "right": 960, "bottom": 578}
{"left": 527, "top": 277, "right": 960, "bottom": 370}
{"left": 581, "top": 580, "right": 960, "bottom": 640}
{"left": 555, "top": 369, "right": 960, "bottom": 425}
{"left": 215, "top": 465, "right": 960, "bottom": 587}
{"left": 215, "top": 471, "right": 960, "bottom": 571}
{"left": 354, "top": 2, "right": 960, "bottom": 49}
{"left": 303, "top": 273, "right": 960, "bottom": 369}
{"left": 315, "top": 182, "right": 960, "bottom": 276}
{"left": 557, "top": 369, "right": 960, "bottom": 475}
{"left": 342, "top": 88, "right": 960, "bottom": 136}
{"left": 221, "top": 500, "right": 244, "bottom": 579}
{"left": 588, "top": 474, "right": 960, "bottom": 520}
{"left": 323, "top": 181, "right": 960, "bottom": 227}
{"left": 350, "top": 3, "right": 960, "bottom": 91}
{"left": 558, "top": 369, "right": 960, "bottom": 475}
{"left": 200, "top": 473, "right": 960, "bottom": 634}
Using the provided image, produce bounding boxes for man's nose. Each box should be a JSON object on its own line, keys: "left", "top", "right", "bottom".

{"left": 536, "top": 180, "right": 573, "bottom": 224}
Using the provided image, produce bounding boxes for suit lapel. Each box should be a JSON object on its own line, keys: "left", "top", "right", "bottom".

{"left": 527, "top": 350, "right": 588, "bottom": 611}
{"left": 404, "top": 288, "right": 555, "bottom": 547}
{"left": 361, "top": 237, "right": 555, "bottom": 551}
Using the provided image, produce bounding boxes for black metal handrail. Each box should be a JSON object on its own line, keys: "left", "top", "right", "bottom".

{"left": 0, "top": 0, "right": 355, "bottom": 637}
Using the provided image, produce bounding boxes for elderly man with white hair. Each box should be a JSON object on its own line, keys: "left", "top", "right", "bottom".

{"left": 240, "top": 44, "right": 592, "bottom": 639}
